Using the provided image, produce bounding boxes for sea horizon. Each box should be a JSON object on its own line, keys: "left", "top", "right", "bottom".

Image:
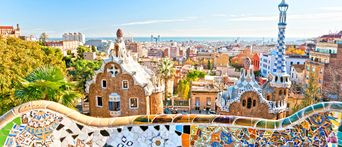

{"left": 49, "top": 36, "right": 311, "bottom": 43}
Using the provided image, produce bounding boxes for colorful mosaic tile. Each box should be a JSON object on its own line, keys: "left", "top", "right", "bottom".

{"left": 0, "top": 102, "right": 342, "bottom": 146}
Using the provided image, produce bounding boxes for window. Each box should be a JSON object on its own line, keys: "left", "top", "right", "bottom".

{"left": 96, "top": 96, "right": 103, "bottom": 107}
{"left": 242, "top": 100, "right": 246, "bottom": 107}
{"left": 109, "top": 101, "right": 120, "bottom": 111}
{"left": 267, "top": 95, "right": 270, "bottom": 101}
{"left": 195, "top": 97, "right": 200, "bottom": 110}
{"left": 129, "top": 98, "right": 138, "bottom": 109}
{"left": 253, "top": 100, "right": 256, "bottom": 107}
{"left": 122, "top": 80, "right": 129, "bottom": 89}
{"left": 102, "top": 80, "right": 107, "bottom": 88}
{"left": 247, "top": 98, "right": 252, "bottom": 109}
{"left": 206, "top": 97, "right": 211, "bottom": 107}
{"left": 285, "top": 89, "right": 288, "bottom": 95}
{"left": 290, "top": 62, "right": 293, "bottom": 65}
{"left": 279, "top": 90, "right": 282, "bottom": 96}
{"left": 108, "top": 64, "right": 120, "bottom": 77}
{"left": 109, "top": 93, "right": 120, "bottom": 111}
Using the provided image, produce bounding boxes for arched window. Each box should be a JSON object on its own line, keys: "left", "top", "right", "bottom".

{"left": 275, "top": 76, "right": 278, "bottom": 82}
{"left": 279, "top": 90, "right": 282, "bottom": 96}
{"left": 253, "top": 100, "right": 256, "bottom": 107}
{"left": 284, "top": 89, "right": 287, "bottom": 95}
{"left": 267, "top": 95, "right": 270, "bottom": 101}
{"left": 280, "top": 77, "right": 283, "bottom": 82}
{"left": 247, "top": 98, "right": 252, "bottom": 109}
{"left": 242, "top": 100, "right": 246, "bottom": 107}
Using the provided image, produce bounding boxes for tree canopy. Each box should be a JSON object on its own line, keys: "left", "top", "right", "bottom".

{"left": 15, "top": 66, "right": 82, "bottom": 107}
{"left": 177, "top": 70, "right": 206, "bottom": 99}
{"left": 77, "top": 46, "right": 91, "bottom": 59}
{"left": 69, "top": 59, "right": 102, "bottom": 91}
{"left": 0, "top": 37, "right": 65, "bottom": 114}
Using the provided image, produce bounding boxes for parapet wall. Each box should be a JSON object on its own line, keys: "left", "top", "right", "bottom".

{"left": 0, "top": 100, "right": 341, "bottom": 146}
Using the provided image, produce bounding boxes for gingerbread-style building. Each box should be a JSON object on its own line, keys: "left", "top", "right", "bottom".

{"left": 216, "top": 0, "right": 291, "bottom": 119}
{"left": 85, "top": 29, "right": 164, "bottom": 117}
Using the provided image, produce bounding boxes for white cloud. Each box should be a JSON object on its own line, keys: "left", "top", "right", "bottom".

{"left": 212, "top": 14, "right": 227, "bottom": 17}
{"left": 118, "top": 17, "right": 197, "bottom": 26}
{"left": 229, "top": 16, "right": 277, "bottom": 22}
{"left": 319, "top": 6, "right": 342, "bottom": 11}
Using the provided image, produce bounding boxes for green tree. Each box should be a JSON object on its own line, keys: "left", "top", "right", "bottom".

{"left": 39, "top": 32, "right": 48, "bottom": 43}
{"left": 304, "top": 71, "right": 320, "bottom": 104}
{"left": 186, "top": 70, "right": 206, "bottom": 81}
{"left": 15, "top": 66, "right": 82, "bottom": 107}
{"left": 77, "top": 46, "right": 91, "bottom": 59}
{"left": 0, "top": 37, "right": 65, "bottom": 114}
{"left": 207, "top": 60, "right": 212, "bottom": 70}
{"left": 91, "top": 45, "right": 97, "bottom": 52}
{"left": 292, "top": 71, "right": 320, "bottom": 113}
{"left": 158, "top": 58, "right": 176, "bottom": 100}
{"left": 177, "top": 70, "right": 206, "bottom": 99}
{"left": 69, "top": 59, "right": 102, "bottom": 91}
{"left": 177, "top": 80, "right": 190, "bottom": 99}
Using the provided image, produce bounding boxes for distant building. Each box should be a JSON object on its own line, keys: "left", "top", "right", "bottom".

{"left": 85, "top": 40, "right": 114, "bottom": 53}
{"left": 0, "top": 24, "right": 20, "bottom": 38}
{"left": 290, "top": 64, "right": 305, "bottom": 85}
{"left": 214, "top": 53, "right": 229, "bottom": 67}
{"left": 83, "top": 52, "right": 97, "bottom": 60}
{"left": 169, "top": 47, "right": 179, "bottom": 58}
{"left": 260, "top": 52, "right": 307, "bottom": 77}
{"left": 191, "top": 81, "right": 220, "bottom": 113}
{"left": 304, "top": 42, "right": 339, "bottom": 96}
{"left": 260, "top": 52, "right": 276, "bottom": 77}
{"left": 63, "top": 32, "right": 85, "bottom": 44}
{"left": 19, "top": 35, "right": 37, "bottom": 41}
{"left": 319, "top": 31, "right": 342, "bottom": 43}
{"left": 231, "top": 47, "right": 260, "bottom": 71}
{"left": 45, "top": 40, "right": 82, "bottom": 56}
{"left": 148, "top": 49, "right": 164, "bottom": 58}
{"left": 286, "top": 55, "right": 308, "bottom": 75}
{"left": 125, "top": 42, "right": 141, "bottom": 53}
{"left": 85, "top": 29, "right": 164, "bottom": 117}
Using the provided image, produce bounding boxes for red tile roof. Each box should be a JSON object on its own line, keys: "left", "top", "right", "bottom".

{"left": 0, "top": 26, "right": 14, "bottom": 29}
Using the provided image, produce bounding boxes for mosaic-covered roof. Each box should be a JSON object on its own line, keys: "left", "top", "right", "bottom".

{"left": 85, "top": 29, "right": 163, "bottom": 96}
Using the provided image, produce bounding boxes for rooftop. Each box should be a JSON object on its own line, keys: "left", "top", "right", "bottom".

{"left": 292, "top": 64, "right": 305, "bottom": 73}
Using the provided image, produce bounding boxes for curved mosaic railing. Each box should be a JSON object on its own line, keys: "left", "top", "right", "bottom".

{"left": 0, "top": 100, "right": 341, "bottom": 146}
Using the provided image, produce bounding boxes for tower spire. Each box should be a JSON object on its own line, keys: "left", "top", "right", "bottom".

{"left": 273, "top": 0, "right": 288, "bottom": 74}
{"left": 270, "top": 0, "right": 291, "bottom": 88}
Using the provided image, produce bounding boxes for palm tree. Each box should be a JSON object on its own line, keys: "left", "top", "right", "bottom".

{"left": 158, "top": 58, "right": 175, "bottom": 104}
{"left": 15, "top": 66, "right": 82, "bottom": 107}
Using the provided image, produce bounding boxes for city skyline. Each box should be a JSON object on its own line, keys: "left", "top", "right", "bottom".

{"left": 1, "top": 0, "right": 342, "bottom": 38}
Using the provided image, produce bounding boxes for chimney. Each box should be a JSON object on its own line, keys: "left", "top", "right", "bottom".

{"left": 16, "top": 24, "right": 20, "bottom": 30}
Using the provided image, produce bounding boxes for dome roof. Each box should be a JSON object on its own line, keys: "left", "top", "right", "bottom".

{"left": 116, "top": 29, "right": 123, "bottom": 38}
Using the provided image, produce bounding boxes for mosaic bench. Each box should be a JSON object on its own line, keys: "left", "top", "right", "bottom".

{"left": 0, "top": 100, "right": 341, "bottom": 146}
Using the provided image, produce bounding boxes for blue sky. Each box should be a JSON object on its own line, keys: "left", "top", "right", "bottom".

{"left": 1, "top": 0, "right": 342, "bottom": 38}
